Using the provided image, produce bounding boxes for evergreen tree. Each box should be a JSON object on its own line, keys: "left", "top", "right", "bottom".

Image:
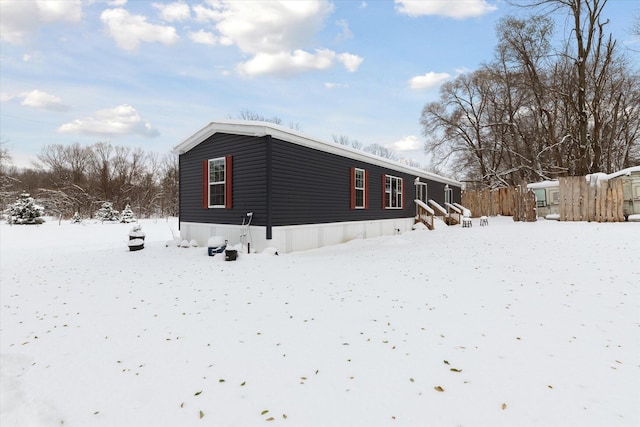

{"left": 6, "top": 193, "right": 45, "bottom": 224}
{"left": 120, "top": 204, "right": 135, "bottom": 223}
{"left": 71, "top": 211, "right": 82, "bottom": 223}
{"left": 95, "top": 202, "right": 120, "bottom": 222}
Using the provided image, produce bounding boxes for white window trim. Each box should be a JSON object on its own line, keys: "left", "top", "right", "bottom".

{"left": 208, "top": 157, "right": 226, "bottom": 208}
{"left": 354, "top": 168, "right": 366, "bottom": 209}
{"left": 385, "top": 175, "right": 403, "bottom": 209}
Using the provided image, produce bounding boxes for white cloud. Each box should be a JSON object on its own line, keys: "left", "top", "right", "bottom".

{"left": 0, "top": 1, "right": 38, "bottom": 44}
{"left": 88, "top": 0, "right": 128, "bottom": 5}
{"left": 388, "top": 135, "right": 422, "bottom": 152}
{"left": 238, "top": 49, "right": 335, "bottom": 76}
{"left": 0, "top": 0, "right": 82, "bottom": 44}
{"left": 188, "top": 29, "right": 217, "bottom": 46}
{"left": 335, "top": 19, "right": 353, "bottom": 42}
{"left": 237, "top": 49, "right": 363, "bottom": 77}
{"left": 21, "top": 51, "right": 44, "bottom": 63}
{"left": 153, "top": 1, "right": 190, "bottom": 22}
{"left": 192, "top": 3, "right": 222, "bottom": 23}
{"left": 191, "top": 0, "right": 360, "bottom": 76}
{"left": 409, "top": 71, "right": 450, "bottom": 90}
{"left": 37, "top": 0, "right": 82, "bottom": 23}
{"left": 100, "top": 8, "right": 179, "bottom": 51}
{"left": 325, "top": 82, "right": 349, "bottom": 89}
{"left": 395, "top": 0, "right": 497, "bottom": 19}
{"left": 20, "top": 90, "right": 70, "bottom": 112}
{"left": 1, "top": 93, "right": 16, "bottom": 103}
{"left": 337, "top": 53, "right": 363, "bottom": 72}
{"left": 212, "top": 0, "right": 334, "bottom": 54}
{"left": 58, "top": 104, "right": 159, "bottom": 137}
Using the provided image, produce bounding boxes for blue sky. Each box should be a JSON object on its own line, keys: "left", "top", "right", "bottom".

{"left": 1, "top": 0, "right": 638, "bottom": 170}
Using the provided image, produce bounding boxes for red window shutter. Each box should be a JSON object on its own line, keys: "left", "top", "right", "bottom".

{"left": 382, "top": 174, "right": 387, "bottom": 209}
{"left": 225, "top": 155, "right": 233, "bottom": 209}
{"left": 350, "top": 167, "right": 356, "bottom": 209}
{"left": 365, "top": 170, "right": 369, "bottom": 209}
{"left": 202, "top": 160, "right": 208, "bottom": 208}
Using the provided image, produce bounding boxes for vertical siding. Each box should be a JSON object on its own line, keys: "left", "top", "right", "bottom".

{"left": 270, "top": 139, "right": 450, "bottom": 226}
{"left": 179, "top": 133, "right": 462, "bottom": 227}
{"left": 179, "top": 133, "right": 267, "bottom": 226}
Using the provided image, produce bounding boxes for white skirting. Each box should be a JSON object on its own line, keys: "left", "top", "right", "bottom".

{"left": 180, "top": 218, "right": 415, "bottom": 254}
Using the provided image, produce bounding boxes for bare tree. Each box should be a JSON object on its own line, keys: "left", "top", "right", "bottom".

{"left": 159, "top": 153, "right": 179, "bottom": 217}
{"left": 398, "top": 157, "right": 423, "bottom": 169}
{"left": 332, "top": 134, "right": 364, "bottom": 149}
{"left": 423, "top": 1, "right": 639, "bottom": 186}
{"left": 0, "top": 138, "right": 20, "bottom": 211}
{"left": 509, "top": 0, "right": 616, "bottom": 174}
{"left": 34, "top": 143, "right": 94, "bottom": 216}
{"left": 234, "top": 109, "right": 283, "bottom": 125}
{"left": 363, "top": 143, "right": 399, "bottom": 161}
{"left": 421, "top": 70, "right": 508, "bottom": 187}
{"left": 231, "top": 109, "right": 302, "bottom": 131}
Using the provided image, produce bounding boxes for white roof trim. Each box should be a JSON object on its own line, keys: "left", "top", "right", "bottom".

{"left": 174, "top": 119, "right": 461, "bottom": 186}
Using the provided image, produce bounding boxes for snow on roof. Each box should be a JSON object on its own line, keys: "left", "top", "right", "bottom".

{"left": 585, "top": 172, "right": 608, "bottom": 182}
{"left": 527, "top": 180, "right": 559, "bottom": 189}
{"left": 527, "top": 166, "right": 640, "bottom": 188}
{"left": 602, "top": 166, "right": 640, "bottom": 180}
{"left": 173, "top": 119, "right": 461, "bottom": 187}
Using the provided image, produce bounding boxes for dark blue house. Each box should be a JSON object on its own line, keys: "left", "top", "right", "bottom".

{"left": 174, "top": 120, "right": 461, "bottom": 252}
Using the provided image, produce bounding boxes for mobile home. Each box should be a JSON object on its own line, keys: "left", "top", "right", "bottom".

{"left": 174, "top": 120, "right": 462, "bottom": 253}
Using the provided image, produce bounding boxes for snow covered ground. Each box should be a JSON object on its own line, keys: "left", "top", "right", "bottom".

{"left": 1, "top": 216, "right": 638, "bottom": 427}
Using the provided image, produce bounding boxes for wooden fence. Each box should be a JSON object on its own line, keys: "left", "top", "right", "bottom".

{"left": 559, "top": 176, "right": 624, "bottom": 222}
{"left": 462, "top": 186, "right": 536, "bottom": 222}
{"left": 462, "top": 176, "right": 625, "bottom": 223}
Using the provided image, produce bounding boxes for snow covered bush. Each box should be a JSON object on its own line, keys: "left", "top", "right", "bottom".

{"left": 120, "top": 204, "right": 135, "bottom": 223}
{"left": 127, "top": 224, "right": 145, "bottom": 251}
{"left": 95, "top": 202, "right": 120, "bottom": 222}
{"left": 71, "top": 211, "right": 82, "bottom": 224}
{"left": 128, "top": 224, "right": 145, "bottom": 239}
{"left": 6, "top": 193, "right": 45, "bottom": 224}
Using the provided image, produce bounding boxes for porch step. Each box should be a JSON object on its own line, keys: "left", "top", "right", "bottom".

{"left": 444, "top": 216, "right": 459, "bottom": 226}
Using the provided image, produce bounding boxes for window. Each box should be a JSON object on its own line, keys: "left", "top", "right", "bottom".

{"left": 351, "top": 167, "right": 368, "bottom": 209}
{"left": 202, "top": 156, "right": 232, "bottom": 208}
{"left": 534, "top": 189, "right": 546, "bottom": 207}
{"left": 384, "top": 174, "right": 403, "bottom": 209}
{"left": 444, "top": 184, "right": 453, "bottom": 205}
{"left": 209, "top": 158, "right": 225, "bottom": 206}
{"left": 416, "top": 182, "right": 427, "bottom": 203}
